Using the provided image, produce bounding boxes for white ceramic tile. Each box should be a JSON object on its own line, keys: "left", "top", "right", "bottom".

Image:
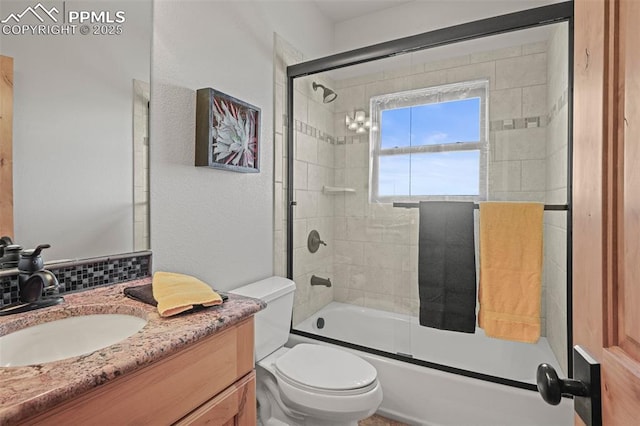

{"left": 489, "top": 161, "right": 522, "bottom": 192}
{"left": 295, "top": 132, "right": 318, "bottom": 164}
{"left": 275, "top": 82, "right": 284, "bottom": 131}
{"left": 408, "top": 70, "right": 448, "bottom": 90}
{"left": 317, "top": 140, "right": 333, "bottom": 168}
{"left": 346, "top": 217, "right": 384, "bottom": 243}
{"left": 489, "top": 191, "right": 546, "bottom": 202}
{"left": 363, "top": 242, "right": 409, "bottom": 271}
{"left": 294, "top": 189, "right": 318, "bottom": 219}
{"left": 274, "top": 182, "right": 283, "bottom": 231}
{"left": 522, "top": 85, "right": 547, "bottom": 117}
{"left": 334, "top": 85, "right": 367, "bottom": 113}
{"left": 383, "top": 62, "right": 425, "bottom": 79}
{"left": 522, "top": 159, "right": 546, "bottom": 191}
{"left": 344, "top": 192, "right": 367, "bottom": 217}
{"left": 494, "top": 127, "right": 547, "bottom": 161}
{"left": 365, "top": 77, "right": 410, "bottom": 100}
{"left": 547, "top": 146, "right": 568, "bottom": 192}
{"left": 294, "top": 92, "right": 308, "bottom": 123}
{"left": 346, "top": 143, "right": 369, "bottom": 169}
{"left": 333, "top": 216, "right": 347, "bottom": 240}
{"left": 495, "top": 53, "right": 547, "bottom": 89}
{"left": 522, "top": 41, "right": 548, "bottom": 55}
{"left": 333, "top": 168, "right": 346, "bottom": 187}
{"left": 470, "top": 45, "right": 522, "bottom": 64}
{"left": 335, "top": 73, "right": 384, "bottom": 90}
{"left": 547, "top": 107, "right": 568, "bottom": 156}
{"left": 545, "top": 188, "right": 567, "bottom": 205}
{"left": 423, "top": 55, "right": 471, "bottom": 72}
{"left": 307, "top": 164, "right": 326, "bottom": 191}
{"left": 294, "top": 160, "right": 308, "bottom": 190}
{"left": 333, "top": 193, "right": 346, "bottom": 218}
{"left": 446, "top": 61, "right": 495, "bottom": 85}
{"left": 346, "top": 167, "right": 368, "bottom": 191}
{"left": 317, "top": 192, "right": 334, "bottom": 218}
{"left": 274, "top": 132, "right": 283, "bottom": 183}
{"left": 490, "top": 88, "right": 522, "bottom": 120}
{"left": 293, "top": 219, "right": 307, "bottom": 249}
{"left": 334, "top": 240, "right": 365, "bottom": 266}
{"left": 342, "top": 289, "right": 365, "bottom": 307}
{"left": 334, "top": 145, "right": 346, "bottom": 169}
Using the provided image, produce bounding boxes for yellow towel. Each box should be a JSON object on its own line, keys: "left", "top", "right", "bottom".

{"left": 152, "top": 271, "right": 223, "bottom": 317}
{"left": 478, "top": 202, "right": 544, "bottom": 343}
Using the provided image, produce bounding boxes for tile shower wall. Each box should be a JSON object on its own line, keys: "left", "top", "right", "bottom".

{"left": 330, "top": 42, "right": 551, "bottom": 332}
{"left": 273, "top": 36, "right": 336, "bottom": 325}
{"left": 544, "top": 24, "right": 569, "bottom": 375}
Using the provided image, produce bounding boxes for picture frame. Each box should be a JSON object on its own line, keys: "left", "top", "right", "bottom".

{"left": 195, "top": 88, "right": 260, "bottom": 173}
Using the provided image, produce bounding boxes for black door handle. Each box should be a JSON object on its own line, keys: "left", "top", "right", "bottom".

{"left": 535, "top": 346, "right": 602, "bottom": 426}
{"left": 536, "top": 363, "right": 589, "bottom": 405}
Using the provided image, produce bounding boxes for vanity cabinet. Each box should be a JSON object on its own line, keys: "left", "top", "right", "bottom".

{"left": 21, "top": 317, "right": 256, "bottom": 426}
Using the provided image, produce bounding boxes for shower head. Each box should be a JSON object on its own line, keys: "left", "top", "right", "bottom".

{"left": 312, "top": 82, "right": 337, "bottom": 103}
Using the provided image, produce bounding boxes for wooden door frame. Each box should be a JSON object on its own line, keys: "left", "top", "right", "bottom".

{"left": 0, "top": 55, "right": 13, "bottom": 239}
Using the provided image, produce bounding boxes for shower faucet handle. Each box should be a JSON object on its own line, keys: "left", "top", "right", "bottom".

{"left": 307, "top": 230, "right": 326, "bottom": 253}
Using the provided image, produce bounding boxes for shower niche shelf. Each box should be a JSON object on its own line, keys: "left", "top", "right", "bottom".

{"left": 322, "top": 186, "right": 356, "bottom": 194}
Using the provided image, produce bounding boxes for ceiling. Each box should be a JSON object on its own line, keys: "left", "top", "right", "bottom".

{"left": 313, "top": 0, "right": 415, "bottom": 23}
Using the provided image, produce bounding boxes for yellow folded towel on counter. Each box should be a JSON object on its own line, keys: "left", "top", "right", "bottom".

{"left": 152, "top": 271, "right": 223, "bottom": 317}
{"left": 478, "top": 202, "right": 544, "bottom": 343}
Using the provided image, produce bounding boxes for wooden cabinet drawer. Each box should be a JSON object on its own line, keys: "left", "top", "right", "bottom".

{"left": 175, "top": 371, "right": 256, "bottom": 426}
{"left": 23, "top": 317, "right": 254, "bottom": 425}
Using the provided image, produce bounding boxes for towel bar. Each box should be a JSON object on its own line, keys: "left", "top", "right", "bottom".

{"left": 393, "top": 202, "right": 569, "bottom": 211}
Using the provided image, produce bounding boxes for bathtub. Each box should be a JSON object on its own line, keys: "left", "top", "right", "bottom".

{"left": 291, "top": 302, "right": 573, "bottom": 425}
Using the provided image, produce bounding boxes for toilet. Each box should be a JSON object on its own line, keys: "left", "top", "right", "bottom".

{"left": 229, "top": 276, "right": 383, "bottom": 426}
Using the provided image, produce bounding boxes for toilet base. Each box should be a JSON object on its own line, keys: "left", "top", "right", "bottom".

{"left": 256, "top": 362, "right": 370, "bottom": 426}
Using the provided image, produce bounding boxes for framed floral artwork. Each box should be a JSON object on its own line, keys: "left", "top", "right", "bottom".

{"left": 195, "top": 88, "right": 260, "bottom": 172}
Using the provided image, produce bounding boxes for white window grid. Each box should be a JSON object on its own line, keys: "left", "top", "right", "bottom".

{"left": 369, "top": 79, "right": 489, "bottom": 204}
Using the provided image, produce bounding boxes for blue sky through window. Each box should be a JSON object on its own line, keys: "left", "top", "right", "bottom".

{"left": 378, "top": 97, "right": 481, "bottom": 198}
{"left": 381, "top": 98, "right": 481, "bottom": 149}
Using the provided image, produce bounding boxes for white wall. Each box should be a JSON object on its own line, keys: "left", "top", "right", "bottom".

{"left": 2, "top": 0, "right": 150, "bottom": 261}
{"left": 150, "top": 0, "right": 333, "bottom": 290}
{"left": 333, "top": 0, "right": 563, "bottom": 52}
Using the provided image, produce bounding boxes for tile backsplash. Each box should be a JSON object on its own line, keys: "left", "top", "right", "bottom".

{"left": 0, "top": 251, "right": 152, "bottom": 308}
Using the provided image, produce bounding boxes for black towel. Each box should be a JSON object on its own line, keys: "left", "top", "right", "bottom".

{"left": 418, "top": 201, "right": 477, "bottom": 333}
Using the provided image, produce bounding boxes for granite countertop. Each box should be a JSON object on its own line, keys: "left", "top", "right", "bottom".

{"left": 0, "top": 278, "right": 266, "bottom": 425}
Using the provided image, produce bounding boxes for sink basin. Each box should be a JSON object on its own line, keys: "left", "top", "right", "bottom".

{"left": 0, "top": 314, "right": 147, "bottom": 367}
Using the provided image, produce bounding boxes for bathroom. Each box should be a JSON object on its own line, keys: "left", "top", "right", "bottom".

{"left": 0, "top": 0, "right": 638, "bottom": 425}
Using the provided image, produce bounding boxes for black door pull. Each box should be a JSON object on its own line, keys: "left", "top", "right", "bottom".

{"left": 535, "top": 346, "right": 601, "bottom": 426}
{"left": 536, "top": 363, "right": 589, "bottom": 404}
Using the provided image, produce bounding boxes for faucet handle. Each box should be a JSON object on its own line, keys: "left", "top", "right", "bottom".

{"left": 19, "top": 244, "right": 51, "bottom": 273}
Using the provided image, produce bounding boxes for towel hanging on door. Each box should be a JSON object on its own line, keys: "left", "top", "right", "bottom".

{"left": 418, "top": 201, "right": 477, "bottom": 333}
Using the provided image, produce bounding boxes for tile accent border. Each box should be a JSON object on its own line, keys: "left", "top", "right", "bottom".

{"left": 0, "top": 251, "right": 152, "bottom": 308}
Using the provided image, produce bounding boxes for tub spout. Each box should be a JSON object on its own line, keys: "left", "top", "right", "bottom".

{"left": 310, "top": 275, "right": 332, "bottom": 287}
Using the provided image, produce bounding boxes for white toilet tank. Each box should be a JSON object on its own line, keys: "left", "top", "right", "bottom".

{"left": 229, "top": 276, "right": 295, "bottom": 361}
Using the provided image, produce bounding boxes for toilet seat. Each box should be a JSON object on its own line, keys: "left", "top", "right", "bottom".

{"left": 274, "top": 343, "right": 378, "bottom": 394}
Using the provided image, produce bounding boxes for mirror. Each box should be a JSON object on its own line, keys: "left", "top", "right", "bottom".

{"left": 0, "top": 0, "right": 152, "bottom": 261}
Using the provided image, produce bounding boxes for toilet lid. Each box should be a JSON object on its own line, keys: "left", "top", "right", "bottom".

{"left": 275, "top": 344, "right": 377, "bottom": 391}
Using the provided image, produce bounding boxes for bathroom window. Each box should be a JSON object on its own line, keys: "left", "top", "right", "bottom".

{"left": 370, "top": 80, "right": 489, "bottom": 203}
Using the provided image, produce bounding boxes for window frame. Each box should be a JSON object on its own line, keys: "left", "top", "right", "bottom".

{"left": 369, "top": 79, "right": 489, "bottom": 203}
